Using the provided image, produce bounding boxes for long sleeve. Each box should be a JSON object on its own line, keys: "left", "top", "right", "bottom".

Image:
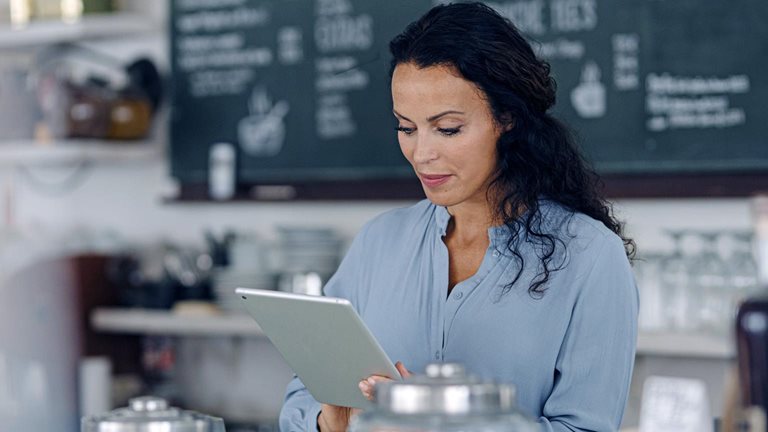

{"left": 539, "top": 236, "right": 639, "bottom": 432}
{"left": 279, "top": 376, "right": 322, "bottom": 432}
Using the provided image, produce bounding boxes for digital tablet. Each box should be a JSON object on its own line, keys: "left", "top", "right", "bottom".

{"left": 235, "top": 287, "right": 401, "bottom": 409}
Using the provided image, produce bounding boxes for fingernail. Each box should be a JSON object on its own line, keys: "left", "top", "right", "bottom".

{"left": 367, "top": 377, "right": 376, "bottom": 385}
{"left": 359, "top": 382, "right": 366, "bottom": 391}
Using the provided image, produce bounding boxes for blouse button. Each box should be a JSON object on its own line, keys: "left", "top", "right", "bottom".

{"left": 455, "top": 291, "right": 463, "bottom": 300}
{"left": 492, "top": 250, "right": 500, "bottom": 258}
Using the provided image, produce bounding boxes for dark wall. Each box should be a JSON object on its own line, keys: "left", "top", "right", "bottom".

{"left": 169, "top": 0, "right": 768, "bottom": 199}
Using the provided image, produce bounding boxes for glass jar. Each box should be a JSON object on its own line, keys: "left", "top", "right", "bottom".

{"left": 81, "top": 396, "right": 226, "bottom": 432}
{"left": 349, "top": 363, "right": 539, "bottom": 432}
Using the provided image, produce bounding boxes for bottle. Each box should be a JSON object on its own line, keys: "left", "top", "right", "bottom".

{"left": 751, "top": 195, "right": 768, "bottom": 289}
{"left": 9, "top": 0, "right": 32, "bottom": 25}
{"left": 208, "top": 142, "right": 236, "bottom": 201}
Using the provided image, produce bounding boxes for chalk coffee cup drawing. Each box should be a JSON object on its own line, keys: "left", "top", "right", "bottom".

{"left": 238, "top": 87, "right": 290, "bottom": 157}
{"left": 570, "top": 61, "right": 606, "bottom": 119}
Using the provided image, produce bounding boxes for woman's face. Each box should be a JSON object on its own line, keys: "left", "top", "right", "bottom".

{"left": 391, "top": 62, "right": 502, "bottom": 210}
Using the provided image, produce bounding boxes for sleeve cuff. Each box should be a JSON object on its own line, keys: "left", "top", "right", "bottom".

{"left": 307, "top": 402, "right": 323, "bottom": 432}
{"left": 538, "top": 416, "right": 553, "bottom": 432}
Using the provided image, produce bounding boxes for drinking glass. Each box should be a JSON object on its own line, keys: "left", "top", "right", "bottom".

{"left": 690, "top": 231, "right": 728, "bottom": 334}
{"left": 660, "top": 230, "right": 693, "bottom": 331}
{"left": 636, "top": 253, "right": 667, "bottom": 332}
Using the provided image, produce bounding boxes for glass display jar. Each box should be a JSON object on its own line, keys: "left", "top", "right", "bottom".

{"left": 81, "top": 396, "right": 226, "bottom": 432}
{"left": 349, "top": 363, "right": 539, "bottom": 432}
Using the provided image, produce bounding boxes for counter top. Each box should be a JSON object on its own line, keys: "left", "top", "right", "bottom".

{"left": 92, "top": 308, "right": 735, "bottom": 358}
{"left": 91, "top": 308, "right": 264, "bottom": 337}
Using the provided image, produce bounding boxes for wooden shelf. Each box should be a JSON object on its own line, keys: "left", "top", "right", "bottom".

{"left": 91, "top": 308, "right": 264, "bottom": 337}
{"left": 0, "top": 139, "right": 162, "bottom": 166}
{"left": 0, "top": 13, "right": 159, "bottom": 49}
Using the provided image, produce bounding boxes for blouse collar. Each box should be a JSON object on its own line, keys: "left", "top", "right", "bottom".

{"left": 432, "top": 199, "right": 555, "bottom": 247}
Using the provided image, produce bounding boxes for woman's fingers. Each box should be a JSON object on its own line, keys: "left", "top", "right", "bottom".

{"left": 359, "top": 375, "right": 393, "bottom": 401}
{"left": 395, "top": 361, "right": 412, "bottom": 378}
{"left": 358, "top": 379, "right": 369, "bottom": 400}
{"left": 358, "top": 379, "right": 375, "bottom": 400}
{"left": 358, "top": 363, "right": 412, "bottom": 401}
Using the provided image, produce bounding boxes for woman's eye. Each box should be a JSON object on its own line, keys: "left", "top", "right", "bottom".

{"left": 438, "top": 127, "right": 462, "bottom": 137}
{"left": 396, "top": 125, "right": 415, "bottom": 135}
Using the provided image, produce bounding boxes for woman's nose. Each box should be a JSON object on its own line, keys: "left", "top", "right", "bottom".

{"left": 412, "top": 135, "right": 439, "bottom": 164}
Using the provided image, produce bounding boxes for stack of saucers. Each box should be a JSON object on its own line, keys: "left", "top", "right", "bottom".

{"left": 275, "top": 227, "right": 342, "bottom": 276}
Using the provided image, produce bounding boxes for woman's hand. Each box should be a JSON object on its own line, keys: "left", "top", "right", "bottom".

{"left": 317, "top": 404, "right": 361, "bottom": 432}
{"left": 359, "top": 361, "right": 412, "bottom": 401}
{"left": 318, "top": 362, "right": 411, "bottom": 431}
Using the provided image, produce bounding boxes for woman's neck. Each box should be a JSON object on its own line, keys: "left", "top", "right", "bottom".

{"left": 443, "top": 189, "right": 526, "bottom": 243}
{"left": 445, "top": 200, "right": 496, "bottom": 244}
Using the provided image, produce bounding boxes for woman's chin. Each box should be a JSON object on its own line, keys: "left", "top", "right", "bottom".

{"left": 423, "top": 189, "right": 458, "bottom": 207}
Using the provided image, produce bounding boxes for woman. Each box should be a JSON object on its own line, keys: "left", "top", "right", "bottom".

{"left": 280, "top": 3, "right": 638, "bottom": 431}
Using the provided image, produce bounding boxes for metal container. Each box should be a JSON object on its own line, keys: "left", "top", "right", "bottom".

{"left": 81, "top": 396, "right": 226, "bottom": 432}
{"left": 350, "top": 363, "right": 538, "bottom": 432}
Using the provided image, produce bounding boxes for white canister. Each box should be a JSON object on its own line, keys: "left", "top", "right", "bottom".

{"left": 79, "top": 357, "right": 112, "bottom": 418}
{"left": 208, "top": 142, "right": 236, "bottom": 201}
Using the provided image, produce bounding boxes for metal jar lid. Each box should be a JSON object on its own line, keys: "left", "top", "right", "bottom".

{"left": 373, "top": 363, "right": 516, "bottom": 415}
{"left": 81, "top": 396, "right": 226, "bottom": 432}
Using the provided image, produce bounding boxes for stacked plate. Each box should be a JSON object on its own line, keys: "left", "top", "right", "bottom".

{"left": 275, "top": 227, "right": 342, "bottom": 275}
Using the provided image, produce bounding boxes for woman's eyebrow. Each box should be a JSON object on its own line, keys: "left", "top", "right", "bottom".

{"left": 427, "top": 110, "right": 464, "bottom": 122}
{"left": 393, "top": 110, "right": 465, "bottom": 122}
{"left": 393, "top": 110, "right": 412, "bottom": 122}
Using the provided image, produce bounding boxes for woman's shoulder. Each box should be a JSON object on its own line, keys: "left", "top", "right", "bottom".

{"left": 538, "top": 201, "right": 635, "bottom": 297}
{"left": 536, "top": 200, "right": 628, "bottom": 271}
{"left": 359, "top": 199, "right": 438, "bottom": 240}
{"left": 540, "top": 199, "right": 620, "bottom": 246}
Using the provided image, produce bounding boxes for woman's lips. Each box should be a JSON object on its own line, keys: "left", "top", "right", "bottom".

{"left": 419, "top": 174, "right": 451, "bottom": 188}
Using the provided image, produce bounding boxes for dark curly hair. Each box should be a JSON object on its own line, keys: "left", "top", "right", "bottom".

{"left": 389, "top": 2, "right": 635, "bottom": 297}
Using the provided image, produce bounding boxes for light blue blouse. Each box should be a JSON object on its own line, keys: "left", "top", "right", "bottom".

{"left": 279, "top": 199, "right": 638, "bottom": 432}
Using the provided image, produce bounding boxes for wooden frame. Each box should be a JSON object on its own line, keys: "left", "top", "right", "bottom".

{"left": 168, "top": 172, "right": 768, "bottom": 202}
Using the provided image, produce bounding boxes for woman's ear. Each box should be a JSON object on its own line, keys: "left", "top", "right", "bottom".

{"left": 504, "top": 119, "right": 515, "bottom": 132}
{"left": 500, "top": 114, "right": 515, "bottom": 132}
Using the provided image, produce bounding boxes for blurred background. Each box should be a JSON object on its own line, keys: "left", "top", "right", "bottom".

{"left": 0, "top": 0, "right": 766, "bottom": 431}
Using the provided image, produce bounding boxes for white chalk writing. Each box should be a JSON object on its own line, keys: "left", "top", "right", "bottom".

{"left": 550, "top": 0, "right": 597, "bottom": 33}
{"left": 189, "top": 69, "right": 254, "bottom": 98}
{"left": 645, "top": 73, "right": 750, "bottom": 131}
{"left": 176, "top": 7, "right": 269, "bottom": 33}
{"left": 612, "top": 33, "right": 639, "bottom": 91}
{"left": 315, "top": 14, "right": 373, "bottom": 53}
{"left": 536, "top": 38, "right": 585, "bottom": 60}
{"left": 647, "top": 74, "right": 750, "bottom": 95}
{"left": 179, "top": 48, "right": 273, "bottom": 71}
{"left": 487, "top": 0, "right": 546, "bottom": 35}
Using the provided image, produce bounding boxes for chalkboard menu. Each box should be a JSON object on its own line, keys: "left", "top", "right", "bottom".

{"left": 170, "top": 0, "right": 768, "bottom": 197}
